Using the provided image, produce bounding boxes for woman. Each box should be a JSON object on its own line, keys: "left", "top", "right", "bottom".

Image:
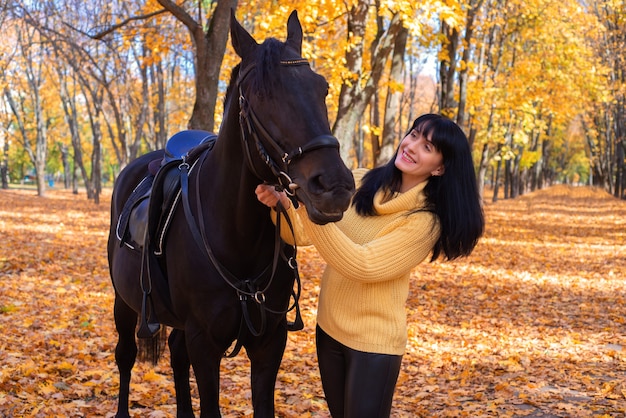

{"left": 256, "top": 113, "right": 484, "bottom": 417}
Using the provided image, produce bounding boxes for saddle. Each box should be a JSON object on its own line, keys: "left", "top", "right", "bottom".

{"left": 115, "top": 130, "right": 216, "bottom": 339}
{"left": 117, "top": 130, "right": 217, "bottom": 251}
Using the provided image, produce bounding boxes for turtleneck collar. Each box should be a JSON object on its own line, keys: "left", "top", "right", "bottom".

{"left": 372, "top": 180, "right": 428, "bottom": 215}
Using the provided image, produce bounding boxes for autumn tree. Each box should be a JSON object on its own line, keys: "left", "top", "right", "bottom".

{"left": 0, "top": 1, "right": 14, "bottom": 189}
{"left": 23, "top": 0, "right": 197, "bottom": 192}
{"left": 376, "top": 23, "right": 408, "bottom": 166}
{"left": 4, "top": 16, "right": 53, "bottom": 197}
{"left": 20, "top": 2, "right": 128, "bottom": 202}
{"left": 84, "top": 0, "right": 235, "bottom": 163}
{"left": 331, "top": 1, "right": 405, "bottom": 167}
{"left": 2, "top": 0, "right": 624, "bottom": 202}
{"left": 452, "top": 0, "right": 608, "bottom": 200}
{"left": 152, "top": 0, "right": 237, "bottom": 132}
{"left": 585, "top": 0, "right": 626, "bottom": 198}
{"left": 0, "top": 106, "right": 11, "bottom": 190}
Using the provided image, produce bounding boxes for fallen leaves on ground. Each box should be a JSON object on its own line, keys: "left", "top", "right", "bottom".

{"left": 0, "top": 185, "right": 624, "bottom": 417}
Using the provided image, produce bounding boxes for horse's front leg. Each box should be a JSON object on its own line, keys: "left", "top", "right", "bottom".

{"left": 169, "top": 328, "right": 195, "bottom": 418}
{"left": 113, "top": 294, "right": 138, "bottom": 418}
{"left": 246, "top": 323, "right": 288, "bottom": 418}
{"left": 185, "top": 328, "right": 223, "bottom": 418}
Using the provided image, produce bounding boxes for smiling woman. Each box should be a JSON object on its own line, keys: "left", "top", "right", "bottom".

{"left": 256, "top": 113, "right": 485, "bottom": 418}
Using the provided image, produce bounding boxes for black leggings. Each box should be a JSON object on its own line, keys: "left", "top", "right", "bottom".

{"left": 316, "top": 325, "right": 402, "bottom": 418}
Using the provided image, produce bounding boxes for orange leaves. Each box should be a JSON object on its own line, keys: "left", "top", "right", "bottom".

{"left": 0, "top": 190, "right": 116, "bottom": 416}
{"left": 405, "top": 185, "right": 626, "bottom": 416}
{"left": 1, "top": 185, "right": 625, "bottom": 416}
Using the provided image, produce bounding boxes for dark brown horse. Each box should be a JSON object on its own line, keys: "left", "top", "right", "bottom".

{"left": 107, "top": 10, "right": 355, "bottom": 418}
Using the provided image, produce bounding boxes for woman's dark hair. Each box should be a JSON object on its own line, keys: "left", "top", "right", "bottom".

{"left": 352, "top": 113, "right": 484, "bottom": 261}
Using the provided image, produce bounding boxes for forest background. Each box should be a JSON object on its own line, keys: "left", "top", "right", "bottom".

{"left": 0, "top": 0, "right": 625, "bottom": 203}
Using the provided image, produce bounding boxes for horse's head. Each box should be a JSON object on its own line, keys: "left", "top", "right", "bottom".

{"left": 230, "top": 10, "right": 355, "bottom": 225}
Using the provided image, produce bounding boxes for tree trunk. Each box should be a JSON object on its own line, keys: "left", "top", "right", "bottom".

{"left": 4, "top": 86, "right": 47, "bottom": 197}
{"left": 457, "top": 0, "right": 485, "bottom": 130}
{"left": 158, "top": 0, "right": 238, "bottom": 132}
{"left": 92, "top": 128, "right": 102, "bottom": 204}
{"left": 439, "top": 20, "right": 459, "bottom": 118}
{"left": 504, "top": 158, "right": 511, "bottom": 199}
{"left": 378, "top": 25, "right": 408, "bottom": 167}
{"left": 511, "top": 146, "right": 522, "bottom": 198}
{"left": 56, "top": 67, "right": 90, "bottom": 193}
{"left": 85, "top": 94, "right": 103, "bottom": 203}
{"left": 333, "top": 4, "right": 403, "bottom": 167}
{"left": 128, "top": 43, "right": 150, "bottom": 158}
{"left": 59, "top": 143, "right": 71, "bottom": 189}
{"left": 493, "top": 156, "right": 502, "bottom": 203}
{"left": 477, "top": 142, "right": 489, "bottom": 200}
{"left": 150, "top": 60, "right": 168, "bottom": 150}
{"left": 1, "top": 129, "right": 8, "bottom": 189}
{"left": 614, "top": 140, "right": 624, "bottom": 198}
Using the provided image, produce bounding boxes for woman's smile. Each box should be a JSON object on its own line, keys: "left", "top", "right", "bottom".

{"left": 400, "top": 150, "right": 416, "bottom": 164}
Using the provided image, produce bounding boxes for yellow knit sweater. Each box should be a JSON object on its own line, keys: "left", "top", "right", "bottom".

{"left": 277, "top": 168, "right": 440, "bottom": 355}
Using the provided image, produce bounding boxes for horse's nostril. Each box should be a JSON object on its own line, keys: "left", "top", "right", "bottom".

{"left": 308, "top": 172, "right": 337, "bottom": 195}
{"left": 309, "top": 174, "right": 325, "bottom": 193}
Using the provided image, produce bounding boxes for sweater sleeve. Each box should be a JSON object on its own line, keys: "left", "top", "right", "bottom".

{"left": 271, "top": 204, "right": 313, "bottom": 247}
{"left": 301, "top": 212, "right": 439, "bottom": 283}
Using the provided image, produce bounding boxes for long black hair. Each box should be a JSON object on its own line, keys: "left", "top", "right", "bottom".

{"left": 352, "top": 113, "right": 484, "bottom": 261}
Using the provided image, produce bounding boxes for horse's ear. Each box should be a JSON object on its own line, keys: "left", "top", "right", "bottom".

{"left": 285, "top": 10, "right": 303, "bottom": 55}
{"left": 230, "top": 9, "right": 258, "bottom": 59}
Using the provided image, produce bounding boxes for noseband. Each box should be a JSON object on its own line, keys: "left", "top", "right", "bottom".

{"left": 237, "top": 59, "right": 340, "bottom": 197}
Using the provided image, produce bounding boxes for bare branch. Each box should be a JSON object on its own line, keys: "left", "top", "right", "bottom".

{"left": 84, "top": 8, "right": 168, "bottom": 40}
{"left": 156, "top": 0, "right": 200, "bottom": 33}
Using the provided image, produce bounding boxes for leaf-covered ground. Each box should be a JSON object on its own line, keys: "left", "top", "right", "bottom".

{"left": 0, "top": 185, "right": 624, "bottom": 417}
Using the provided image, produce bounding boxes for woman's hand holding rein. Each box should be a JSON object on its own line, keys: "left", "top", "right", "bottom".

{"left": 255, "top": 184, "right": 292, "bottom": 210}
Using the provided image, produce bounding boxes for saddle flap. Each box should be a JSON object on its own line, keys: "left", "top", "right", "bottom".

{"left": 128, "top": 195, "right": 150, "bottom": 247}
{"left": 116, "top": 175, "right": 154, "bottom": 248}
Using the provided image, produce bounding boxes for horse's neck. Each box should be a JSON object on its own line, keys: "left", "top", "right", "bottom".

{"left": 199, "top": 123, "right": 265, "bottom": 231}
{"left": 193, "top": 131, "right": 274, "bottom": 275}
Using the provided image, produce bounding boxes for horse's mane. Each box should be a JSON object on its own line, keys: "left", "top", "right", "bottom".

{"left": 225, "top": 38, "right": 286, "bottom": 104}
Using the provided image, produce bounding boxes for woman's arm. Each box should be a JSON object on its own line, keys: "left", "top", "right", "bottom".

{"left": 301, "top": 213, "right": 439, "bottom": 283}
{"left": 255, "top": 184, "right": 311, "bottom": 246}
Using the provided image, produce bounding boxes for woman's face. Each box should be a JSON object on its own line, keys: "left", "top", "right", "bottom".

{"left": 394, "top": 129, "right": 444, "bottom": 192}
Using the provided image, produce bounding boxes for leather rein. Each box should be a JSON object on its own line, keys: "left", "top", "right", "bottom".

{"left": 179, "top": 57, "right": 339, "bottom": 357}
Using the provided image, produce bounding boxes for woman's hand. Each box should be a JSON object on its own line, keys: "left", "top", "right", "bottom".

{"left": 255, "top": 184, "right": 291, "bottom": 209}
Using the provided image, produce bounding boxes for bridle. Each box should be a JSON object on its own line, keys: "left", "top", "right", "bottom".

{"left": 237, "top": 58, "right": 340, "bottom": 201}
